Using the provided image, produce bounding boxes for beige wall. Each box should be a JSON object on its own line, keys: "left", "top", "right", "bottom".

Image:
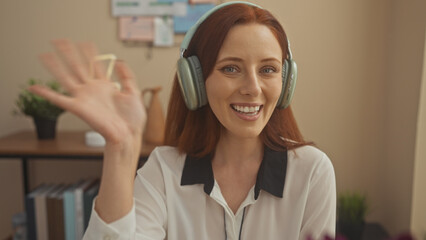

{"left": 382, "top": 0, "right": 426, "bottom": 234}
{"left": 0, "top": 0, "right": 424, "bottom": 237}
{"left": 410, "top": 28, "right": 426, "bottom": 239}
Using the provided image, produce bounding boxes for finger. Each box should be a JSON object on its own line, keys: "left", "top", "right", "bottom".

{"left": 28, "top": 85, "right": 74, "bottom": 112}
{"left": 115, "top": 61, "right": 138, "bottom": 94}
{"left": 39, "top": 53, "right": 79, "bottom": 93}
{"left": 78, "top": 42, "right": 107, "bottom": 80}
{"left": 51, "top": 39, "right": 90, "bottom": 83}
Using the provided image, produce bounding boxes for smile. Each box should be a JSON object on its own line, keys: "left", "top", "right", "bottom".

{"left": 230, "top": 104, "right": 262, "bottom": 116}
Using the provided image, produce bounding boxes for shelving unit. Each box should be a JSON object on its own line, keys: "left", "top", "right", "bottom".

{"left": 0, "top": 130, "right": 154, "bottom": 194}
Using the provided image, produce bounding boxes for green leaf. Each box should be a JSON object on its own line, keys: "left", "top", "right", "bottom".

{"left": 13, "top": 78, "right": 66, "bottom": 120}
{"left": 337, "top": 192, "right": 368, "bottom": 224}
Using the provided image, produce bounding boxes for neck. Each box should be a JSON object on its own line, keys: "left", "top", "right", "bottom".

{"left": 213, "top": 132, "right": 264, "bottom": 167}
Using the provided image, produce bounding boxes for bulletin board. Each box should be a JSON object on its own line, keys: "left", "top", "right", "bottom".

{"left": 112, "top": 0, "right": 217, "bottom": 47}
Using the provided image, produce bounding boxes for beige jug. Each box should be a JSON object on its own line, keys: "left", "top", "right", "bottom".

{"left": 142, "top": 86, "right": 165, "bottom": 145}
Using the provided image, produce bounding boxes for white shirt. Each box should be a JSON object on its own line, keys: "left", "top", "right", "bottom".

{"left": 83, "top": 145, "right": 336, "bottom": 240}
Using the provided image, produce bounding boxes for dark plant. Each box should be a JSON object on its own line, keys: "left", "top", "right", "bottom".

{"left": 14, "top": 78, "right": 65, "bottom": 120}
{"left": 336, "top": 192, "right": 368, "bottom": 240}
{"left": 337, "top": 192, "right": 368, "bottom": 225}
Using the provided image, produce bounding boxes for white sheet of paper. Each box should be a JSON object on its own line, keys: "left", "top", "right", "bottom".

{"left": 154, "top": 16, "right": 174, "bottom": 47}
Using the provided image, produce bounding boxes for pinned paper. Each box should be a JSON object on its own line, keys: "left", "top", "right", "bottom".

{"left": 173, "top": 4, "right": 215, "bottom": 33}
{"left": 119, "top": 16, "right": 154, "bottom": 41}
{"left": 154, "top": 16, "right": 174, "bottom": 47}
{"left": 112, "top": 0, "right": 174, "bottom": 16}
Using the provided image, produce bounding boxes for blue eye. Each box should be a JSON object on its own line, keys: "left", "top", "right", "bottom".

{"left": 220, "top": 65, "right": 239, "bottom": 74}
{"left": 222, "top": 66, "right": 238, "bottom": 73}
{"left": 260, "top": 67, "right": 276, "bottom": 74}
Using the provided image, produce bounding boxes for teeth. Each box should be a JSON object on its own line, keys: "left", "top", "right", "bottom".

{"left": 232, "top": 105, "right": 261, "bottom": 114}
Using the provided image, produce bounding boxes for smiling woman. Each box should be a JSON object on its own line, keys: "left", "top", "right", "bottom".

{"left": 166, "top": 3, "right": 307, "bottom": 158}
{"left": 29, "top": 1, "right": 336, "bottom": 240}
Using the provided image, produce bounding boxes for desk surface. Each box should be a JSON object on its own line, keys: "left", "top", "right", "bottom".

{"left": 0, "top": 130, "right": 156, "bottom": 158}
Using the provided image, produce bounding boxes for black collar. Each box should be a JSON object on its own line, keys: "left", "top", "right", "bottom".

{"left": 180, "top": 146, "right": 288, "bottom": 200}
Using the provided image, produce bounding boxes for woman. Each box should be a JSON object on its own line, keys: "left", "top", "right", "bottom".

{"left": 30, "top": 2, "right": 336, "bottom": 239}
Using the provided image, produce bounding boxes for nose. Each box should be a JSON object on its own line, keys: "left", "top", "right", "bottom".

{"left": 239, "top": 69, "right": 261, "bottom": 96}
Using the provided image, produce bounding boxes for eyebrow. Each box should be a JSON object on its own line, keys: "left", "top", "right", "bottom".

{"left": 216, "top": 57, "right": 282, "bottom": 64}
{"left": 216, "top": 57, "right": 243, "bottom": 64}
{"left": 261, "top": 58, "right": 282, "bottom": 64}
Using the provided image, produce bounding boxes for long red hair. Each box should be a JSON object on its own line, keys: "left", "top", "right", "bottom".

{"left": 164, "top": 3, "right": 310, "bottom": 157}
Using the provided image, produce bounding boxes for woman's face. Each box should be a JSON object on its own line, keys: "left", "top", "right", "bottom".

{"left": 205, "top": 23, "right": 283, "bottom": 140}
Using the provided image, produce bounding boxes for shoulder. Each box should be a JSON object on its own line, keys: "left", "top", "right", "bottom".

{"left": 138, "top": 146, "right": 187, "bottom": 177}
{"left": 287, "top": 145, "right": 334, "bottom": 178}
{"left": 289, "top": 145, "right": 327, "bottom": 161}
{"left": 149, "top": 146, "right": 183, "bottom": 160}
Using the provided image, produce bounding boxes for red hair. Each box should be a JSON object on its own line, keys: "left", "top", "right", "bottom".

{"left": 164, "top": 4, "right": 311, "bottom": 157}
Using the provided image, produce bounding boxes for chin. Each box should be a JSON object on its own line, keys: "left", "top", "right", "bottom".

{"left": 223, "top": 126, "right": 264, "bottom": 140}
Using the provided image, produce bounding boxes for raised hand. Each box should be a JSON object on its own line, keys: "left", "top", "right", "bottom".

{"left": 30, "top": 39, "right": 148, "bottom": 222}
{"left": 29, "top": 39, "right": 147, "bottom": 145}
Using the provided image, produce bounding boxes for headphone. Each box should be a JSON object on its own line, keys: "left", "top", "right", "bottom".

{"left": 177, "top": 1, "right": 297, "bottom": 110}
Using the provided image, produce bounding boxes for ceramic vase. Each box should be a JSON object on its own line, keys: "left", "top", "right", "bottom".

{"left": 142, "top": 86, "right": 165, "bottom": 145}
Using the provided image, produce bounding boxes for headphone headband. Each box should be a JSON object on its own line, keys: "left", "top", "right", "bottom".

{"left": 180, "top": 1, "right": 261, "bottom": 57}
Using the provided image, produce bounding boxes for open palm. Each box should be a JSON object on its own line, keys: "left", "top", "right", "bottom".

{"left": 29, "top": 39, "right": 146, "bottom": 144}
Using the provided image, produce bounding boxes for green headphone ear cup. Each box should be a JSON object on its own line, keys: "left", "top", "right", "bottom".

{"left": 277, "top": 60, "right": 289, "bottom": 108}
{"left": 283, "top": 59, "right": 297, "bottom": 108}
{"left": 177, "top": 56, "right": 206, "bottom": 110}
{"left": 277, "top": 59, "right": 297, "bottom": 109}
{"left": 177, "top": 58, "right": 198, "bottom": 110}
{"left": 187, "top": 56, "right": 207, "bottom": 107}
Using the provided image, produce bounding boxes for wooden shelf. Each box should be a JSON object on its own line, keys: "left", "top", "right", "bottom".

{"left": 0, "top": 130, "right": 156, "bottom": 157}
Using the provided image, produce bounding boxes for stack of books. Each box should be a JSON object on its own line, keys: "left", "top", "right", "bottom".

{"left": 25, "top": 179, "right": 100, "bottom": 240}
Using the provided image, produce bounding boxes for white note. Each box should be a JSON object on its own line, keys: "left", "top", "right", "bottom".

{"left": 154, "top": 16, "right": 174, "bottom": 47}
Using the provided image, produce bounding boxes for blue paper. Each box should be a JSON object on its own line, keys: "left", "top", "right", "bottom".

{"left": 173, "top": 4, "right": 215, "bottom": 33}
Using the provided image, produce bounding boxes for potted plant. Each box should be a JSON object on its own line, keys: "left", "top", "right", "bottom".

{"left": 14, "top": 78, "right": 65, "bottom": 139}
{"left": 337, "top": 192, "right": 368, "bottom": 240}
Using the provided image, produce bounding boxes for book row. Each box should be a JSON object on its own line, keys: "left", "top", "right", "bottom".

{"left": 25, "top": 178, "right": 99, "bottom": 240}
